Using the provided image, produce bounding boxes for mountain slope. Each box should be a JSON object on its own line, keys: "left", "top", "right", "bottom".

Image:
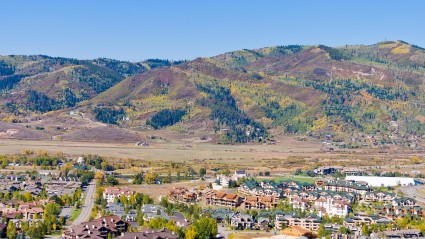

{"left": 90, "top": 41, "right": 424, "bottom": 146}
{"left": 0, "top": 56, "right": 185, "bottom": 113}
{"left": 0, "top": 41, "right": 424, "bottom": 147}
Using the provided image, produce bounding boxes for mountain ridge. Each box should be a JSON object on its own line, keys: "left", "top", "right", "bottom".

{"left": 0, "top": 40, "right": 424, "bottom": 148}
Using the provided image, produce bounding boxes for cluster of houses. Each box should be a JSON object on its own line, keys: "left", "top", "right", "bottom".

{"left": 168, "top": 187, "right": 199, "bottom": 204}
{"left": 0, "top": 199, "right": 47, "bottom": 221}
{"left": 102, "top": 187, "right": 192, "bottom": 230}
{"left": 63, "top": 215, "right": 128, "bottom": 239}
{"left": 45, "top": 180, "right": 82, "bottom": 197}
{"left": 165, "top": 175, "right": 425, "bottom": 238}
{"left": 169, "top": 187, "right": 279, "bottom": 211}
{"left": 0, "top": 169, "right": 86, "bottom": 238}
{"left": 287, "top": 179, "right": 425, "bottom": 220}
{"left": 63, "top": 215, "right": 179, "bottom": 239}
{"left": 0, "top": 171, "right": 82, "bottom": 199}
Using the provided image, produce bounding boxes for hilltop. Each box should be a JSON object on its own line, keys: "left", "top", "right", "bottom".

{"left": 0, "top": 41, "right": 424, "bottom": 149}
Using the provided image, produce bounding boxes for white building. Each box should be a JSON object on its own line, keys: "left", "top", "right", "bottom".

{"left": 216, "top": 175, "right": 231, "bottom": 188}
{"left": 233, "top": 170, "right": 247, "bottom": 180}
{"left": 314, "top": 198, "right": 349, "bottom": 217}
{"left": 103, "top": 187, "right": 133, "bottom": 203}
{"left": 345, "top": 176, "right": 420, "bottom": 187}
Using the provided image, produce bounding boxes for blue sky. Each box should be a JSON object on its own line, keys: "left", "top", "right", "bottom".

{"left": 0, "top": 0, "right": 423, "bottom": 61}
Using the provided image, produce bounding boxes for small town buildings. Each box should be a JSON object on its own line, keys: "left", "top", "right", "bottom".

{"left": 275, "top": 214, "right": 321, "bottom": 231}
{"left": 203, "top": 190, "right": 242, "bottom": 208}
{"left": 103, "top": 187, "right": 133, "bottom": 203}
{"left": 383, "top": 229, "right": 421, "bottom": 239}
{"left": 168, "top": 187, "right": 199, "bottom": 204}
{"left": 342, "top": 167, "right": 364, "bottom": 176}
{"left": 106, "top": 203, "right": 137, "bottom": 222}
{"left": 168, "top": 215, "right": 191, "bottom": 228}
{"left": 233, "top": 170, "right": 247, "bottom": 180}
{"left": 62, "top": 215, "right": 128, "bottom": 239}
{"left": 345, "top": 176, "right": 420, "bottom": 187}
{"left": 230, "top": 212, "right": 253, "bottom": 230}
{"left": 216, "top": 175, "right": 231, "bottom": 188}
{"left": 256, "top": 217, "right": 271, "bottom": 230}
{"left": 324, "top": 180, "right": 371, "bottom": 198}
{"left": 243, "top": 196, "right": 277, "bottom": 210}
{"left": 201, "top": 208, "right": 234, "bottom": 223}
{"left": 363, "top": 192, "right": 396, "bottom": 204}
{"left": 9, "top": 219, "right": 43, "bottom": 228}
{"left": 314, "top": 166, "right": 343, "bottom": 175}
{"left": 141, "top": 204, "right": 168, "bottom": 221}
{"left": 314, "top": 198, "right": 350, "bottom": 217}
{"left": 343, "top": 214, "right": 392, "bottom": 227}
{"left": 45, "top": 180, "right": 82, "bottom": 197}
{"left": 239, "top": 180, "right": 283, "bottom": 199}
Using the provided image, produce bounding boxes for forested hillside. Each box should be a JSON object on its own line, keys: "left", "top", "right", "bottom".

{"left": 0, "top": 56, "right": 183, "bottom": 112}
{"left": 1, "top": 41, "right": 424, "bottom": 147}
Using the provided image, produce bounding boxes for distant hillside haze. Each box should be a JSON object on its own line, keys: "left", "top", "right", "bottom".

{"left": 0, "top": 40, "right": 424, "bottom": 146}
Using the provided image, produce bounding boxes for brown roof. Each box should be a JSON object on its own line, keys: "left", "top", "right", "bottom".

{"left": 260, "top": 197, "right": 274, "bottom": 203}
{"left": 224, "top": 193, "right": 238, "bottom": 200}
{"left": 215, "top": 192, "right": 227, "bottom": 198}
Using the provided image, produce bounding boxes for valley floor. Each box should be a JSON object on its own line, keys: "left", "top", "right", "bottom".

{"left": 0, "top": 138, "right": 423, "bottom": 173}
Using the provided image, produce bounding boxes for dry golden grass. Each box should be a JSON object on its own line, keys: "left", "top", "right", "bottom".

{"left": 230, "top": 232, "right": 274, "bottom": 239}
{"left": 0, "top": 138, "right": 423, "bottom": 174}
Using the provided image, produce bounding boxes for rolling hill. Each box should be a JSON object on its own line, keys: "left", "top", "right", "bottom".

{"left": 0, "top": 40, "right": 424, "bottom": 148}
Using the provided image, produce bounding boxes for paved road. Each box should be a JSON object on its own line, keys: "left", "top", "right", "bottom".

{"left": 399, "top": 185, "right": 425, "bottom": 205}
{"left": 218, "top": 224, "right": 231, "bottom": 239}
{"left": 71, "top": 182, "right": 96, "bottom": 226}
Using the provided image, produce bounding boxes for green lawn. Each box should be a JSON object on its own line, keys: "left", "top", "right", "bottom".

{"left": 69, "top": 208, "right": 81, "bottom": 221}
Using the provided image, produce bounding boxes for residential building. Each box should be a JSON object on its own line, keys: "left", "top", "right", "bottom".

{"left": 243, "top": 196, "right": 277, "bottom": 210}
{"left": 141, "top": 204, "right": 169, "bottom": 221}
{"left": 168, "top": 187, "right": 199, "bottom": 204}
{"left": 103, "top": 187, "right": 133, "bottom": 203}
{"left": 62, "top": 215, "right": 127, "bottom": 239}
{"left": 324, "top": 180, "right": 371, "bottom": 198}
{"left": 233, "top": 170, "right": 247, "bottom": 180}
{"left": 314, "top": 198, "right": 350, "bottom": 217}
{"left": 384, "top": 229, "right": 421, "bottom": 239}
{"left": 275, "top": 214, "right": 321, "bottom": 231}
{"left": 203, "top": 190, "right": 242, "bottom": 208}
{"left": 230, "top": 212, "right": 253, "bottom": 230}
{"left": 314, "top": 166, "right": 343, "bottom": 175}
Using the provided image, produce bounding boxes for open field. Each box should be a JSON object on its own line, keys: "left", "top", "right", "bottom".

{"left": 0, "top": 138, "right": 423, "bottom": 173}
{"left": 229, "top": 232, "right": 275, "bottom": 239}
